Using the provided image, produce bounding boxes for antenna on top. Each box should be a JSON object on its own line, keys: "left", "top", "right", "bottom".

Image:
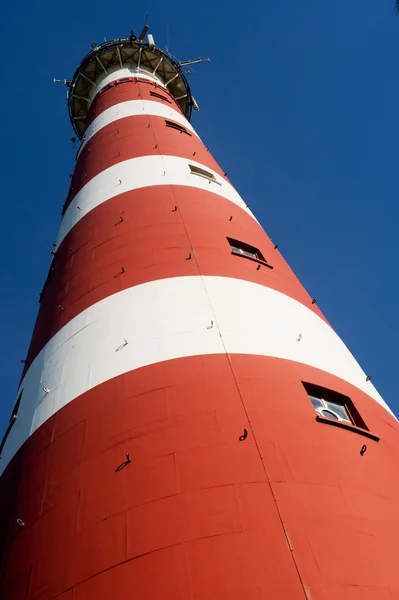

{"left": 138, "top": 15, "right": 149, "bottom": 41}
{"left": 53, "top": 78, "right": 73, "bottom": 87}
{"left": 178, "top": 57, "right": 211, "bottom": 68}
{"left": 138, "top": 24, "right": 149, "bottom": 41}
{"left": 165, "top": 24, "right": 171, "bottom": 57}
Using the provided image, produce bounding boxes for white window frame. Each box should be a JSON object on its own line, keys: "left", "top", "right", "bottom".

{"left": 309, "top": 395, "right": 353, "bottom": 424}
{"left": 189, "top": 164, "right": 221, "bottom": 185}
{"left": 230, "top": 245, "right": 259, "bottom": 260}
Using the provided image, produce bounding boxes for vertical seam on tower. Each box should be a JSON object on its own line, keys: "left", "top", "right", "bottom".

{"left": 196, "top": 276, "right": 310, "bottom": 599}
{"left": 154, "top": 131, "right": 202, "bottom": 278}
{"left": 157, "top": 157, "right": 310, "bottom": 592}
{"left": 161, "top": 129, "right": 309, "bottom": 593}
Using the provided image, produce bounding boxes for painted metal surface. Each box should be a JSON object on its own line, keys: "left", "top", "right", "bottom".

{"left": 69, "top": 114, "right": 218, "bottom": 208}
{"left": 58, "top": 155, "right": 257, "bottom": 246}
{"left": 1, "top": 52, "right": 399, "bottom": 600}
{"left": 1, "top": 356, "right": 398, "bottom": 599}
{"left": 24, "top": 187, "right": 325, "bottom": 373}
{"left": 85, "top": 77, "right": 180, "bottom": 127}
{"left": 78, "top": 99, "right": 196, "bottom": 156}
{"left": 1, "top": 275, "right": 390, "bottom": 471}
{"left": 90, "top": 68, "right": 168, "bottom": 102}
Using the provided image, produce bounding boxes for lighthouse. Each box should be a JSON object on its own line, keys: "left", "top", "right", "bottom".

{"left": 1, "top": 28, "right": 399, "bottom": 599}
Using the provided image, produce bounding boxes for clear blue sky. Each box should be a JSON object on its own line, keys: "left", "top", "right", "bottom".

{"left": 1, "top": 0, "right": 399, "bottom": 436}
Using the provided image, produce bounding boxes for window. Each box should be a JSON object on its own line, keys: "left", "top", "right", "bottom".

{"left": 150, "top": 91, "right": 171, "bottom": 103}
{"left": 308, "top": 394, "right": 352, "bottom": 423}
{"left": 189, "top": 164, "right": 219, "bottom": 184}
{"left": 227, "top": 237, "right": 273, "bottom": 268}
{"left": 228, "top": 238, "right": 263, "bottom": 261}
{"left": 165, "top": 120, "right": 191, "bottom": 136}
{"left": 302, "top": 382, "right": 379, "bottom": 441}
{"left": 0, "top": 390, "right": 23, "bottom": 458}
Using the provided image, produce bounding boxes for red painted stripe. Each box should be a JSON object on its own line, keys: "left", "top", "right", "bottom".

{"left": 24, "top": 188, "right": 325, "bottom": 375}
{"left": 2, "top": 355, "right": 397, "bottom": 599}
{"left": 87, "top": 79, "right": 182, "bottom": 127}
{"left": 65, "top": 114, "right": 224, "bottom": 211}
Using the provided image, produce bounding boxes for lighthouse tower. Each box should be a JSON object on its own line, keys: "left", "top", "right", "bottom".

{"left": 1, "top": 30, "right": 399, "bottom": 600}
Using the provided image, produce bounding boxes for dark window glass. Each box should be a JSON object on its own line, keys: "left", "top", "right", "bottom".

{"left": 227, "top": 237, "right": 266, "bottom": 263}
{"left": 303, "top": 382, "right": 368, "bottom": 430}
{"left": 165, "top": 120, "right": 191, "bottom": 135}
{"left": 150, "top": 91, "right": 172, "bottom": 103}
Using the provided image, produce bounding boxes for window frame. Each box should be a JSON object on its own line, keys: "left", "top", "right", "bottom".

{"left": 165, "top": 120, "right": 191, "bottom": 136}
{"left": 150, "top": 90, "right": 172, "bottom": 103}
{"left": 227, "top": 237, "right": 273, "bottom": 269}
{"left": 303, "top": 382, "right": 380, "bottom": 442}
{"left": 308, "top": 395, "right": 353, "bottom": 423}
{"left": 188, "top": 164, "right": 221, "bottom": 185}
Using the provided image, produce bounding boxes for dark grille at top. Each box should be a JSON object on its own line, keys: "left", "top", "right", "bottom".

{"left": 67, "top": 37, "right": 193, "bottom": 138}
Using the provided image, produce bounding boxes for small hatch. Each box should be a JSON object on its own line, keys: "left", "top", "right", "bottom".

{"left": 227, "top": 238, "right": 270, "bottom": 266}
{"left": 165, "top": 120, "right": 191, "bottom": 135}
{"left": 189, "top": 164, "right": 218, "bottom": 183}
{"left": 150, "top": 90, "right": 172, "bottom": 103}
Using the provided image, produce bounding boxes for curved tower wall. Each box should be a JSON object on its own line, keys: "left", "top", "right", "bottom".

{"left": 1, "top": 37, "right": 399, "bottom": 600}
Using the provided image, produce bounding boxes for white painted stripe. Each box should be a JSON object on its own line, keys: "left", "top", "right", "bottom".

{"left": 78, "top": 99, "right": 196, "bottom": 157}
{"left": 1, "top": 276, "right": 391, "bottom": 473}
{"left": 90, "top": 67, "right": 166, "bottom": 104}
{"left": 57, "top": 156, "right": 257, "bottom": 246}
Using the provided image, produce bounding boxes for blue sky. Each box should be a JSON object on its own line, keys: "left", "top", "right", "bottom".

{"left": 1, "top": 0, "right": 398, "bottom": 436}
